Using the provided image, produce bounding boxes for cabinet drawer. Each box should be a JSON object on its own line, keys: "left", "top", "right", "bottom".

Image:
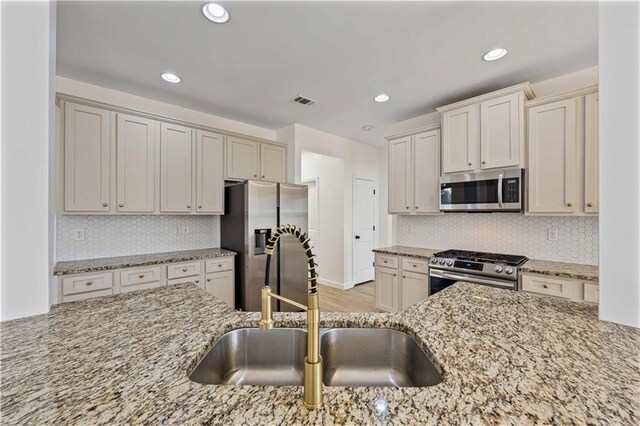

{"left": 168, "top": 275, "right": 203, "bottom": 287}
{"left": 62, "top": 272, "right": 113, "bottom": 295}
{"left": 376, "top": 254, "right": 399, "bottom": 269}
{"left": 62, "top": 288, "right": 113, "bottom": 303}
{"left": 167, "top": 262, "right": 201, "bottom": 279}
{"left": 120, "top": 266, "right": 162, "bottom": 287}
{"left": 583, "top": 282, "right": 599, "bottom": 303}
{"left": 401, "top": 257, "right": 429, "bottom": 275}
{"left": 521, "top": 274, "right": 574, "bottom": 299}
{"left": 205, "top": 257, "right": 233, "bottom": 273}
{"left": 120, "top": 281, "right": 164, "bottom": 293}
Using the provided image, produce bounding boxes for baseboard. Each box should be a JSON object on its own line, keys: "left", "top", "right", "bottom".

{"left": 317, "top": 278, "right": 345, "bottom": 290}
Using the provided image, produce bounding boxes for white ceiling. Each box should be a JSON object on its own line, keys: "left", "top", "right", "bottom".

{"left": 57, "top": 1, "right": 598, "bottom": 147}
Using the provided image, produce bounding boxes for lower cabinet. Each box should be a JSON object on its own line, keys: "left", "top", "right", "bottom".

{"left": 521, "top": 272, "right": 598, "bottom": 304}
{"left": 375, "top": 254, "right": 429, "bottom": 312}
{"left": 57, "top": 256, "right": 235, "bottom": 307}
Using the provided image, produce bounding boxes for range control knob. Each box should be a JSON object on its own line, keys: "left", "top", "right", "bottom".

{"left": 494, "top": 265, "right": 504, "bottom": 273}
{"left": 505, "top": 268, "right": 514, "bottom": 275}
{"left": 431, "top": 258, "right": 438, "bottom": 264}
{"left": 446, "top": 260, "right": 454, "bottom": 266}
{"left": 439, "top": 259, "right": 446, "bottom": 265}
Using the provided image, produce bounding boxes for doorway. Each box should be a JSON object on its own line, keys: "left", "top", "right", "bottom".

{"left": 301, "top": 177, "right": 319, "bottom": 255}
{"left": 352, "top": 176, "right": 377, "bottom": 285}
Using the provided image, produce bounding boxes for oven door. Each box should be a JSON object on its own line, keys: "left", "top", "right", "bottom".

{"left": 429, "top": 268, "right": 517, "bottom": 295}
{"left": 439, "top": 169, "right": 523, "bottom": 212}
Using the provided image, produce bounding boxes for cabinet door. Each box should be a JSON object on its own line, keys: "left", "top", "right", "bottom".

{"left": 442, "top": 104, "right": 478, "bottom": 173}
{"left": 584, "top": 92, "right": 599, "bottom": 214}
{"left": 226, "top": 137, "right": 260, "bottom": 180}
{"left": 206, "top": 270, "right": 235, "bottom": 308}
{"left": 413, "top": 130, "right": 440, "bottom": 213}
{"left": 116, "top": 114, "right": 158, "bottom": 213}
{"left": 64, "top": 102, "right": 112, "bottom": 212}
{"left": 480, "top": 93, "right": 521, "bottom": 169}
{"left": 527, "top": 98, "right": 578, "bottom": 213}
{"left": 160, "top": 123, "right": 192, "bottom": 213}
{"left": 375, "top": 267, "right": 399, "bottom": 312}
{"left": 400, "top": 271, "right": 429, "bottom": 310}
{"left": 260, "top": 143, "right": 286, "bottom": 182}
{"left": 196, "top": 130, "right": 224, "bottom": 214}
{"left": 388, "top": 137, "right": 413, "bottom": 213}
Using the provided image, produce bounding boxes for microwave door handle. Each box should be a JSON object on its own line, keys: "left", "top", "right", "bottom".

{"left": 497, "top": 173, "right": 503, "bottom": 208}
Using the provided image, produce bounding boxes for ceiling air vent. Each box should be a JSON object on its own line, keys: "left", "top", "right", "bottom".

{"left": 292, "top": 95, "right": 317, "bottom": 107}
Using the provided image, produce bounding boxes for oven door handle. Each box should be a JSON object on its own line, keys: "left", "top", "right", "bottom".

{"left": 429, "top": 269, "right": 515, "bottom": 289}
{"left": 497, "top": 173, "right": 503, "bottom": 208}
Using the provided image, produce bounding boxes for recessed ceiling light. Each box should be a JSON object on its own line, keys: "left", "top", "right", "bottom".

{"left": 374, "top": 94, "right": 390, "bottom": 103}
{"left": 362, "top": 125, "right": 374, "bottom": 131}
{"left": 161, "top": 72, "right": 182, "bottom": 83}
{"left": 482, "top": 47, "right": 508, "bottom": 61}
{"left": 202, "top": 2, "right": 229, "bottom": 23}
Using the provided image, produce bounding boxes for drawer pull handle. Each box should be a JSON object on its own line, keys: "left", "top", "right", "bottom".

{"left": 182, "top": 268, "right": 188, "bottom": 272}
{"left": 85, "top": 281, "right": 93, "bottom": 286}
{"left": 138, "top": 274, "right": 145, "bottom": 279}
{"left": 543, "top": 284, "right": 549, "bottom": 289}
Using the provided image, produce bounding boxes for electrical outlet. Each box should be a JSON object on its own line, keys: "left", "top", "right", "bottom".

{"left": 175, "top": 225, "right": 181, "bottom": 235}
{"left": 72, "top": 228, "right": 86, "bottom": 241}
{"left": 181, "top": 225, "right": 190, "bottom": 235}
{"left": 547, "top": 228, "right": 558, "bottom": 241}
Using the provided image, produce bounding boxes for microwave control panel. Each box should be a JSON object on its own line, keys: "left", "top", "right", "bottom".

{"left": 503, "top": 178, "right": 520, "bottom": 203}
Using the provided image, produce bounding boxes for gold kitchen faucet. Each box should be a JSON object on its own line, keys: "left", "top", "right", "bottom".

{"left": 259, "top": 224, "right": 322, "bottom": 410}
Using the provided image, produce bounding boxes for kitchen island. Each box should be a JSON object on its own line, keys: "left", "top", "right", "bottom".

{"left": 1, "top": 283, "right": 638, "bottom": 424}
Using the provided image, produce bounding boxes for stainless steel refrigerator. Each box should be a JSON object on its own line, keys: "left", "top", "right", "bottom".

{"left": 221, "top": 181, "right": 308, "bottom": 312}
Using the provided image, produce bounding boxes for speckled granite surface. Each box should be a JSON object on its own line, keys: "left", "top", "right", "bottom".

{"left": 1, "top": 282, "right": 637, "bottom": 424}
{"left": 520, "top": 259, "right": 599, "bottom": 281}
{"left": 53, "top": 248, "right": 236, "bottom": 276}
{"left": 373, "top": 245, "right": 439, "bottom": 259}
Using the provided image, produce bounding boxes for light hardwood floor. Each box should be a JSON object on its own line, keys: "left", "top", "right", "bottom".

{"left": 318, "top": 281, "right": 384, "bottom": 313}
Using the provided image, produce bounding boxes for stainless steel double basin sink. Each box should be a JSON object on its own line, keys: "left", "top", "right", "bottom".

{"left": 189, "top": 328, "right": 443, "bottom": 388}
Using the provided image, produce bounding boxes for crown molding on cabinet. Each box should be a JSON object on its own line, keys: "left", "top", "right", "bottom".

{"left": 56, "top": 93, "right": 287, "bottom": 148}
{"left": 385, "top": 123, "right": 441, "bottom": 141}
{"left": 524, "top": 85, "right": 599, "bottom": 108}
{"left": 436, "top": 82, "right": 535, "bottom": 113}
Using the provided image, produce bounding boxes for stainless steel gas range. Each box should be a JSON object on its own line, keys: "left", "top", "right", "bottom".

{"left": 429, "top": 249, "right": 528, "bottom": 295}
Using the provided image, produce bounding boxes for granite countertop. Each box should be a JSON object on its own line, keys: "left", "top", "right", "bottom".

{"left": 53, "top": 248, "right": 236, "bottom": 276}
{"left": 373, "top": 245, "right": 599, "bottom": 281}
{"left": 373, "top": 245, "right": 439, "bottom": 259}
{"left": 519, "top": 259, "right": 599, "bottom": 282}
{"left": 1, "top": 283, "right": 638, "bottom": 424}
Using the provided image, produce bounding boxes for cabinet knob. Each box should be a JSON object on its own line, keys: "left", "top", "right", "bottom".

{"left": 393, "top": 273, "right": 397, "bottom": 277}
{"left": 198, "top": 205, "right": 202, "bottom": 209}
{"left": 262, "top": 175, "right": 265, "bottom": 179}
{"left": 587, "top": 202, "right": 593, "bottom": 207}
{"left": 195, "top": 280, "right": 200, "bottom": 284}
{"left": 567, "top": 202, "right": 573, "bottom": 207}
{"left": 383, "top": 260, "right": 388, "bottom": 263}
{"left": 187, "top": 205, "right": 191, "bottom": 209}
{"left": 415, "top": 206, "right": 418, "bottom": 209}
{"left": 405, "top": 206, "right": 409, "bottom": 209}
{"left": 468, "top": 162, "right": 472, "bottom": 166}
{"left": 119, "top": 203, "right": 124, "bottom": 207}
{"left": 218, "top": 264, "right": 223, "bottom": 267}
{"left": 182, "top": 268, "right": 188, "bottom": 272}
{"left": 207, "top": 278, "right": 212, "bottom": 282}
{"left": 254, "top": 174, "right": 258, "bottom": 178}
{"left": 482, "top": 161, "right": 486, "bottom": 165}
{"left": 402, "top": 275, "right": 406, "bottom": 278}
{"left": 543, "top": 284, "right": 549, "bottom": 289}
{"left": 102, "top": 202, "right": 108, "bottom": 207}
{"left": 85, "top": 281, "right": 93, "bottom": 286}
{"left": 412, "top": 264, "right": 417, "bottom": 268}
{"left": 138, "top": 274, "right": 144, "bottom": 279}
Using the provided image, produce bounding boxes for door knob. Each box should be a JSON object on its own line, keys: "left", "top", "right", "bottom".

{"left": 355, "top": 235, "right": 360, "bottom": 239}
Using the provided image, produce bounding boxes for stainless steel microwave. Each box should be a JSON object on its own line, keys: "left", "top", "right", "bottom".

{"left": 439, "top": 169, "right": 524, "bottom": 212}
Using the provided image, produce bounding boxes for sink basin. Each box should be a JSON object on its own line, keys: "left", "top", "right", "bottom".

{"left": 321, "top": 328, "right": 442, "bottom": 387}
{"left": 189, "top": 327, "right": 442, "bottom": 388}
{"left": 189, "top": 328, "right": 306, "bottom": 385}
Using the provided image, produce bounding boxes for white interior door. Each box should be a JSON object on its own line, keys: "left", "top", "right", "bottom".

{"left": 302, "top": 178, "right": 319, "bottom": 253}
{"left": 352, "top": 177, "right": 376, "bottom": 285}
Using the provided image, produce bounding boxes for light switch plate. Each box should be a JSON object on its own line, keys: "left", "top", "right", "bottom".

{"left": 72, "top": 228, "right": 86, "bottom": 241}
{"left": 547, "top": 228, "right": 558, "bottom": 241}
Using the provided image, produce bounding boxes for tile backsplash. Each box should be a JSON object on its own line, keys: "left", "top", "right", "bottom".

{"left": 397, "top": 214, "right": 598, "bottom": 265}
{"left": 56, "top": 215, "right": 219, "bottom": 261}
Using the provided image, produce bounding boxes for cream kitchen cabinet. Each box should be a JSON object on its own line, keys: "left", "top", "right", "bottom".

{"left": 226, "top": 137, "right": 287, "bottom": 182}
{"left": 195, "top": 130, "right": 224, "bottom": 214}
{"left": 375, "top": 254, "right": 430, "bottom": 312}
{"left": 63, "top": 102, "right": 113, "bottom": 212}
{"left": 521, "top": 272, "right": 599, "bottom": 304}
{"left": 526, "top": 87, "right": 599, "bottom": 215}
{"left": 160, "top": 123, "right": 193, "bottom": 213}
{"left": 205, "top": 270, "right": 234, "bottom": 307}
{"left": 437, "top": 83, "right": 533, "bottom": 175}
{"left": 116, "top": 114, "right": 159, "bottom": 213}
{"left": 387, "top": 129, "right": 440, "bottom": 214}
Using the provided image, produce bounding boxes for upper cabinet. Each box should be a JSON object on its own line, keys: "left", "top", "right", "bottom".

{"left": 225, "top": 137, "right": 287, "bottom": 183}
{"left": 63, "top": 102, "right": 113, "bottom": 212}
{"left": 387, "top": 129, "right": 440, "bottom": 215}
{"left": 195, "top": 130, "right": 224, "bottom": 214}
{"left": 160, "top": 123, "right": 193, "bottom": 213}
{"left": 526, "top": 87, "right": 599, "bottom": 216}
{"left": 438, "top": 83, "right": 533, "bottom": 175}
{"left": 116, "top": 114, "right": 158, "bottom": 213}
